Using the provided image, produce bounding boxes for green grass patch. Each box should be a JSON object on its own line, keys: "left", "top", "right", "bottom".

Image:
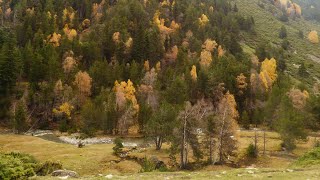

{"left": 294, "top": 147, "right": 320, "bottom": 167}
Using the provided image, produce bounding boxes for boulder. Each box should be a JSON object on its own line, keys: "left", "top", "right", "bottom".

{"left": 52, "top": 170, "right": 79, "bottom": 178}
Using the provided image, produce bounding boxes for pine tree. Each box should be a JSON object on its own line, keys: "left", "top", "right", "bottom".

{"left": 279, "top": 26, "right": 287, "bottom": 39}
{"left": 13, "top": 101, "right": 27, "bottom": 133}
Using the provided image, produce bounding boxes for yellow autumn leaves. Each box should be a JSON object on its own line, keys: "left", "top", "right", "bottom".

{"left": 114, "top": 80, "right": 139, "bottom": 112}
{"left": 308, "top": 31, "right": 319, "bottom": 44}
{"left": 250, "top": 57, "right": 278, "bottom": 93}
{"left": 53, "top": 102, "right": 74, "bottom": 119}
{"left": 200, "top": 39, "right": 224, "bottom": 67}
{"left": 260, "top": 58, "right": 277, "bottom": 90}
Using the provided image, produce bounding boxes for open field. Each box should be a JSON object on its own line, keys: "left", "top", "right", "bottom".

{"left": 0, "top": 130, "right": 318, "bottom": 179}
{"left": 32, "top": 168, "right": 320, "bottom": 180}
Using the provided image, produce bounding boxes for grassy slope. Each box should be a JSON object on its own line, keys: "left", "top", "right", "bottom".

{"left": 235, "top": 0, "right": 320, "bottom": 85}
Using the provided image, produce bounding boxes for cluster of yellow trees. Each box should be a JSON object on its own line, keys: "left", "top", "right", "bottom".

{"left": 250, "top": 57, "right": 278, "bottom": 93}
{"left": 200, "top": 39, "right": 224, "bottom": 67}
{"left": 274, "top": 0, "right": 302, "bottom": 17}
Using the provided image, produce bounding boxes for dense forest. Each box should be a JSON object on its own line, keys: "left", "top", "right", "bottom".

{"left": 1, "top": 0, "right": 320, "bottom": 169}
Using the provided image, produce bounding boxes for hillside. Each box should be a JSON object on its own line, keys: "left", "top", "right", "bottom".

{"left": 1, "top": 0, "right": 320, "bottom": 179}
{"left": 235, "top": 0, "right": 320, "bottom": 85}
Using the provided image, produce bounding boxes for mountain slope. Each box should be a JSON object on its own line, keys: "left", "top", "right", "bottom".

{"left": 235, "top": 0, "right": 320, "bottom": 85}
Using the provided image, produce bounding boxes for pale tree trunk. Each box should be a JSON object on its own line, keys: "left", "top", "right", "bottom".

{"left": 181, "top": 115, "right": 188, "bottom": 169}
{"left": 263, "top": 130, "right": 266, "bottom": 155}
{"left": 209, "top": 135, "right": 214, "bottom": 164}
{"left": 254, "top": 129, "right": 258, "bottom": 153}
{"left": 155, "top": 136, "right": 163, "bottom": 150}
{"left": 219, "top": 110, "right": 226, "bottom": 163}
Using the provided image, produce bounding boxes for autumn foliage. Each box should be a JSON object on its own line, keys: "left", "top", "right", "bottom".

{"left": 259, "top": 58, "right": 277, "bottom": 91}
{"left": 308, "top": 31, "right": 319, "bottom": 44}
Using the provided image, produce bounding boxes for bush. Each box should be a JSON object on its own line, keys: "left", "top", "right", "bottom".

{"left": 281, "top": 139, "right": 296, "bottom": 151}
{"left": 246, "top": 144, "right": 258, "bottom": 158}
{"left": 140, "top": 157, "right": 168, "bottom": 172}
{"left": 0, "top": 152, "right": 62, "bottom": 179}
{"left": 112, "top": 138, "right": 124, "bottom": 155}
{"left": 36, "top": 161, "right": 63, "bottom": 176}
{"left": 295, "top": 147, "right": 320, "bottom": 167}
{"left": 0, "top": 152, "right": 38, "bottom": 179}
{"left": 140, "top": 157, "right": 156, "bottom": 172}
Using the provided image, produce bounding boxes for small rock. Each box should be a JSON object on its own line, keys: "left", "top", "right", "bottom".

{"left": 248, "top": 170, "right": 255, "bottom": 174}
{"left": 58, "top": 176, "right": 69, "bottom": 180}
{"left": 215, "top": 175, "right": 221, "bottom": 178}
{"left": 237, "top": 174, "right": 243, "bottom": 177}
{"left": 105, "top": 174, "right": 113, "bottom": 179}
{"left": 221, "top": 171, "right": 227, "bottom": 174}
{"left": 286, "top": 169, "right": 294, "bottom": 172}
{"left": 52, "top": 170, "right": 79, "bottom": 178}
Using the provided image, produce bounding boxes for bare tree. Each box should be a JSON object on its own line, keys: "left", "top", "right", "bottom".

{"left": 177, "top": 99, "right": 214, "bottom": 169}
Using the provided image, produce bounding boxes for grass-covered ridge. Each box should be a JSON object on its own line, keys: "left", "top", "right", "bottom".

{"left": 235, "top": 0, "right": 320, "bottom": 85}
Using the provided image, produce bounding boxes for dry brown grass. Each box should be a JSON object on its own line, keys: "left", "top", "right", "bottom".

{"left": 0, "top": 130, "right": 316, "bottom": 176}
{"left": 0, "top": 134, "right": 137, "bottom": 175}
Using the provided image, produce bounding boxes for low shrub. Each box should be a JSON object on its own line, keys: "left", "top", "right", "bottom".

{"left": 113, "top": 138, "right": 124, "bottom": 155}
{"left": 0, "top": 152, "right": 62, "bottom": 179}
{"left": 0, "top": 152, "right": 38, "bottom": 180}
{"left": 36, "top": 161, "right": 63, "bottom": 176}
{"left": 295, "top": 147, "right": 320, "bottom": 167}
{"left": 246, "top": 143, "right": 258, "bottom": 158}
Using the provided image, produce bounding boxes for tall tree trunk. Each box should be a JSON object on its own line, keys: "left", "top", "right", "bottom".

{"left": 254, "top": 129, "right": 258, "bottom": 153}
{"left": 155, "top": 136, "right": 163, "bottom": 150}
{"left": 209, "top": 135, "right": 213, "bottom": 164}
{"left": 181, "top": 116, "right": 187, "bottom": 169}
{"left": 263, "top": 130, "right": 266, "bottom": 155}
{"left": 219, "top": 110, "right": 226, "bottom": 163}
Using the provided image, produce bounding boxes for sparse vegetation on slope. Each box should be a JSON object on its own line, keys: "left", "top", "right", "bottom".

{"left": 236, "top": 0, "right": 320, "bottom": 85}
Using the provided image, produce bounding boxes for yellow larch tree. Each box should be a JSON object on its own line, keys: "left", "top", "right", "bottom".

{"left": 53, "top": 102, "right": 74, "bottom": 119}
{"left": 308, "top": 30, "right": 319, "bottom": 44}
{"left": 112, "top": 32, "right": 121, "bottom": 44}
{"left": 125, "top": 37, "right": 133, "bottom": 53}
{"left": 62, "top": 7, "right": 75, "bottom": 25}
{"left": 216, "top": 91, "right": 239, "bottom": 162}
{"left": 82, "top": 19, "right": 91, "bottom": 29}
{"left": 62, "top": 51, "right": 77, "bottom": 73}
{"left": 288, "top": 88, "right": 309, "bottom": 110}
{"left": 200, "top": 50, "right": 212, "bottom": 67}
{"left": 203, "top": 39, "right": 218, "bottom": 52}
{"left": 156, "top": 61, "right": 161, "bottom": 72}
{"left": 190, "top": 65, "right": 197, "bottom": 81}
{"left": 74, "top": 71, "right": 92, "bottom": 98}
{"left": 63, "top": 24, "right": 77, "bottom": 40}
{"left": 261, "top": 58, "right": 277, "bottom": 82}
{"left": 47, "top": 32, "right": 62, "bottom": 47}
{"left": 114, "top": 80, "right": 139, "bottom": 112}
{"left": 144, "top": 60, "right": 150, "bottom": 71}
{"left": 199, "top": 14, "right": 209, "bottom": 27}
{"left": 218, "top": 45, "right": 225, "bottom": 57}
{"left": 54, "top": 79, "right": 64, "bottom": 95}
